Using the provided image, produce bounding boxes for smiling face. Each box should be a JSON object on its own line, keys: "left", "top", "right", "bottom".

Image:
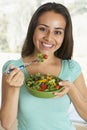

{"left": 33, "top": 11, "right": 66, "bottom": 56}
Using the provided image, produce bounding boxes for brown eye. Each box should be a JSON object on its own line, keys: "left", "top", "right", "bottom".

{"left": 54, "top": 31, "right": 62, "bottom": 35}
{"left": 39, "top": 27, "right": 46, "bottom": 32}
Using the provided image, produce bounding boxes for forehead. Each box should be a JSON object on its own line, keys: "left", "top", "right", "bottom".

{"left": 38, "top": 11, "right": 66, "bottom": 28}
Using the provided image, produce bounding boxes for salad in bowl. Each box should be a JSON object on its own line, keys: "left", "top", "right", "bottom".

{"left": 25, "top": 73, "right": 64, "bottom": 98}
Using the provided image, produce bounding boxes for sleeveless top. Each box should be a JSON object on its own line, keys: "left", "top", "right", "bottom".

{"left": 2, "top": 58, "right": 81, "bottom": 130}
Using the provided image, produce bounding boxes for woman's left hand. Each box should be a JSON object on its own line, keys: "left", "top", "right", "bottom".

{"left": 54, "top": 80, "right": 74, "bottom": 97}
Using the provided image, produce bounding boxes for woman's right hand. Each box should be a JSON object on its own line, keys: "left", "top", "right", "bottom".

{"left": 0, "top": 64, "right": 25, "bottom": 129}
{"left": 5, "top": 65, "right": 25, "bottom": 88}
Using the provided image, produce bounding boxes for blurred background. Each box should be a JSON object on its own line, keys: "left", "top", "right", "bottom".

{"left": 0, "top": 0, "right": 87, "bottom": 129}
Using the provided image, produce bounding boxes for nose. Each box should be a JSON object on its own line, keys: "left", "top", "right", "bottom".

{"left": 44, "top": 31, "right": 53, "bottom": 41}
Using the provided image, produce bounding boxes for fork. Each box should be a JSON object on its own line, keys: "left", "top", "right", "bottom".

{"left": 5, "top": 59, "right": 40, "bottom": 74}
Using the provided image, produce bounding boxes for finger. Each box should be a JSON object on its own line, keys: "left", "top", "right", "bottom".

{"left": 54, "top": 87, "right": 69, "bottom": 97}
{"left": 14, "top": 77, "right": 24, "bottom": 87}
{"left": 12, "top": 70, "right": 24, "bottom": 83}
{"left": 11, "top": 70, "right": 24, "bottom": 87}
{"left": 59, "top": 80, "right": 73, "bottom": 88}
{"left": 9, "top": 64, "right": 15, "bottom": 69}
{"left": 54, "top": 89, "right": 65, "bottom": 97}
{"left": 7, "top": 68, "right": 20, "bottom": 82}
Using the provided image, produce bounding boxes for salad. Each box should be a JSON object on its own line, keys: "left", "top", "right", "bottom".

{"left": 37, "top": 53, "right": 48, "bottom": 62}
{"left": 26, "top": 73, "right": 63, "bottom": 92}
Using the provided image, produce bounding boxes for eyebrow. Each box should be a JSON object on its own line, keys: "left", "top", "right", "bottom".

{"left": 38, "top": 24, "right": 65, "bottom": 31}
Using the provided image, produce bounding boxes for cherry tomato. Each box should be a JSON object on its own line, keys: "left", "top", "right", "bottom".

{"left": 55, "top": 85, "right": 60, "bottom": 89}
{"left": 39, "top": 84, "right": 47, "bottom": 91}
{"left": 43, "top": 54, "right": 48, "bottom": 59}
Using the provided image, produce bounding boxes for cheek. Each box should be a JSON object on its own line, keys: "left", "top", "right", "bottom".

{"left": 33, "top": 30, "right": 41, "bottom": 43}
{"left": 33, "top": 34, "right": 36, "bottom": 45}
{"left": 60, "top": 37, "right": 64, "bottom": 45}
{"left": 56, "top": 36, "right": 64, "bottom": 47}
{"left": 33, "top": 31, "right": 38, "bottom": 45}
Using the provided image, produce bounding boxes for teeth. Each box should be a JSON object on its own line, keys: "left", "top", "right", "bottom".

{"left": 42, "top": 43, "right": 53, "bottom": 47}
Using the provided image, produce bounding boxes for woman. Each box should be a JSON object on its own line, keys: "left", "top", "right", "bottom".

{"left": 0, "top": 2, "right": 87, "bottom": 130}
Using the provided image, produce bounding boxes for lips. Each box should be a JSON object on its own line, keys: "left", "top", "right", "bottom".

{"left": 41, "top": 42, "right": 54, "bottom": 48}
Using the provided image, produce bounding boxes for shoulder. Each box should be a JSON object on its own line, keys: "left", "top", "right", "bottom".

{"left": 62, "top": 59, "right": 82, "bottom": 82}
{"left": 65, "top": 59, "right": 81, "bottom": 70}
{"left": 2, "top": 58, "right": 21, "bottom": 73}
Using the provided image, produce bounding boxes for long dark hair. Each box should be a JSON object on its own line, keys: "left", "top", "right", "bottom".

{"left": 21, "top": 2, "right": 73, "bottom": 59}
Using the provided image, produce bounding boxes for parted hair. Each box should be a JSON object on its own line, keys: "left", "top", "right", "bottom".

{"left": 21, "top": 2, "right": 73, "bottom": 59}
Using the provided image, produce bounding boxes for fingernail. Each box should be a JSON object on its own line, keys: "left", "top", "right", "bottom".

{"left": 59, "top": 82, "right": 62, "bottom": 85}
{"left": 16, "top": 67, "right": 20, "bottom": 71}
{"left": 54, "top": 92, "right": 59, "bottom": 96}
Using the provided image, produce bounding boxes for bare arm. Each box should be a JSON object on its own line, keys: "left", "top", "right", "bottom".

{"left": 0, "top": 67, "right": 24, "bottom": 130}
{"left": 68, "top": 73, "right": 87, "bottom": 121}
{"left": 55, "top": 73, "right": 87, "bottom": 121}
